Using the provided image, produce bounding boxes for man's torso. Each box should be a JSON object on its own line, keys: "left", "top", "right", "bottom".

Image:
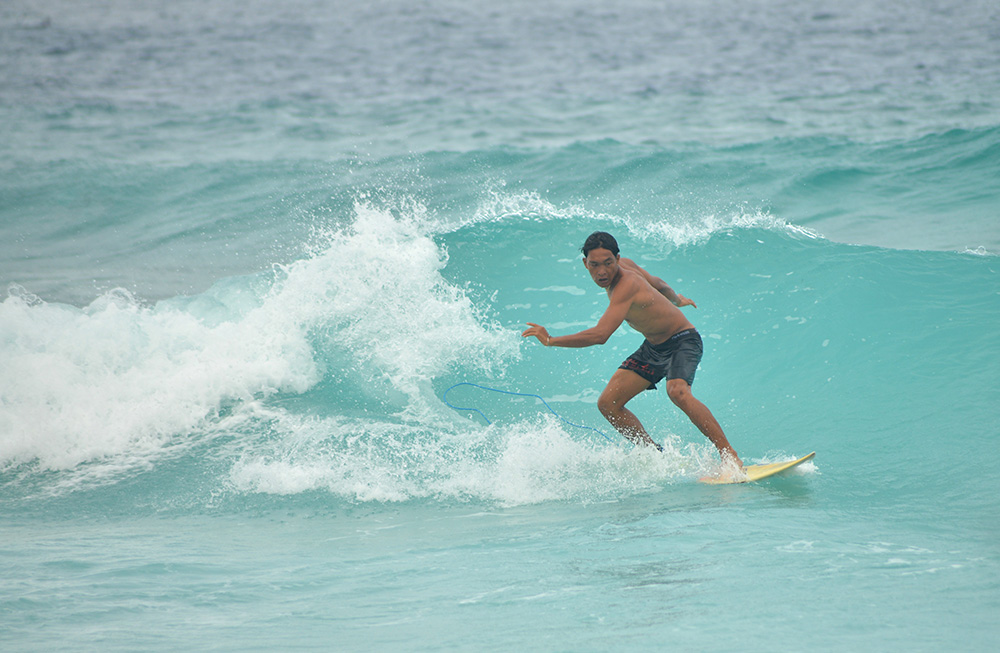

{"left": 612, "top": 269, "right": 694, "bottom": 345}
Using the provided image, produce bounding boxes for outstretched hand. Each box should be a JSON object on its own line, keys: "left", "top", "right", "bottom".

{"left": 676, "top": 294, "right": 697, "bottom": 308}
{"left": 521, "top": 322, "right": 551, "bottom": 346}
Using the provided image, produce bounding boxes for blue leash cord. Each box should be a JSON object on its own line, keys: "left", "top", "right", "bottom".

{"left": 442, "top": 382, "right": 616, "bottom": 444}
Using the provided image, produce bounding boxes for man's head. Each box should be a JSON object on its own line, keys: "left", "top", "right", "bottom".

{"left": 581, "top": 231, "right": 620, "bottom": 258}
{"left": 581, "top": 232, "right": 621, "bottom": 289}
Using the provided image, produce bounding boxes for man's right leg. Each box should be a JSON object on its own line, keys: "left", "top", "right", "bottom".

{"left": 597, "top": 369, "right": 660, "bottom": 448}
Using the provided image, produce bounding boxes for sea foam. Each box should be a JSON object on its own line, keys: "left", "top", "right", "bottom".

{"left": 0, "top": 202, "right": 519, "bottom": 478}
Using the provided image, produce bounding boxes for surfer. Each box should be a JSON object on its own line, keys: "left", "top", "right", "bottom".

{"left": 522, "top": 231, "right": 742, "bottom": 469}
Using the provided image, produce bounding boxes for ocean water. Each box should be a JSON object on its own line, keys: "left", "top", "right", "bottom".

{"left": 2, "top": 0, "right": 999, "bottom": 650}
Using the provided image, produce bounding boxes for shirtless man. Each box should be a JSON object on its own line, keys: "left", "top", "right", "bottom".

{"left": 521, "top": 231, "right": 742, "bottom": 468}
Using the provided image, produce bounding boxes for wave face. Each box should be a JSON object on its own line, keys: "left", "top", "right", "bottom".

{"left": 3, "top": 196, "right": 997, "bottom": 513}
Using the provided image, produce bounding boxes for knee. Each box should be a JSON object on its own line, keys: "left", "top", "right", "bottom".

{"left": 597, "top": 392, "right": 619, "bottom": 418}
{"left": 666, "top": 379, "right": 691, "bottom": 406}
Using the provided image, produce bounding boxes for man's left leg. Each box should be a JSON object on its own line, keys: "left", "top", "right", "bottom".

{"left": 665, "top": 378, "right": 742, "bottom": 467}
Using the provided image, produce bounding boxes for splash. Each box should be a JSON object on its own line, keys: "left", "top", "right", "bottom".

{"left": 228, "top": 410, "right": 702, "bottom": 506}
{"left": 468, "top": 188, "right": 820, "bottom": 249}
{"left": 0, "top": 202, "right": 519, "bottom": 480}
{"left": 297, "top": 201, "right": 519, "bottom": 411}
{"left": 0, "top": 280, "right": 318, "bottom": 474}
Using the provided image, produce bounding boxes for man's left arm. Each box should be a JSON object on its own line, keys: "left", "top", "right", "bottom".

{"left": 619, "top": 258, "right": 697, "bottom": 308}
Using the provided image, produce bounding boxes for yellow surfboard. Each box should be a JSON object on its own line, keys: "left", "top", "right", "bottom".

{"left": 699, "top": 452, "right": 816, "bottom": 485}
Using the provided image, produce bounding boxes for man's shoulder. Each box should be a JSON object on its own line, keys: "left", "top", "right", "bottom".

{"left": 610, "top": 266, "right": 644, "bottom": 297}
{"left": 619, "top": 260, "right": 649, "bottom": 284}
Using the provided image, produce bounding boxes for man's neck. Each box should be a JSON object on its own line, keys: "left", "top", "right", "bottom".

{"left": 605, "top": 267, "right": 624, "bottom": 294}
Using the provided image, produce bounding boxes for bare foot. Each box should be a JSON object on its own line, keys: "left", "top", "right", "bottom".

{"left": 698, "top": 456, "right": 747, "bottom": 483}
{"left": 720, "top": 458, "right": 747, "bottom": 483}
{"left": 723, "top": 452, "right": 744, "bottom": 470}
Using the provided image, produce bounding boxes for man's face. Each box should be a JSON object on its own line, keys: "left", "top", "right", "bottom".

{"left": 583, "top": 247, "right": 620, "bottom": 288}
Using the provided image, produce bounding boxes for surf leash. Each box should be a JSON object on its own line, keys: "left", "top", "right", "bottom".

{"left": 441, "top": 382, "right": 617, "bottom": 444}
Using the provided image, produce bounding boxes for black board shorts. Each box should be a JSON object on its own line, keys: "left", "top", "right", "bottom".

{"left": 619, "top": 329, "right": 703, "bottom": 390}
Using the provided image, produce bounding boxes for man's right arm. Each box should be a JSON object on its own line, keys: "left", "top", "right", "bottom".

{"left": 523, "top": 274, "right": 635, "bottom": 347}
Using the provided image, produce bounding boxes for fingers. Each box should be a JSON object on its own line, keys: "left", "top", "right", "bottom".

{"left": 521, "top": 323, "right": 545, "bottom": 339}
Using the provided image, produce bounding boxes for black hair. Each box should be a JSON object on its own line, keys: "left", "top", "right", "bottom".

{"left": 581, "top": 231, "right": 620, "bottom": 257}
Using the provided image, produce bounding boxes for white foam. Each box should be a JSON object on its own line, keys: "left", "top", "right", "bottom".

{"left": 294, "top": 201, "right": 521, "bottom": 416}
{"left": 0, "top": 202, "right": 519, "bottom": 478}
{"left": 228, "top": 411, "right": 701, "bottom": 507}
{"left": 466, "top": 189, "right": 821, "bottom": 249}
{"left": 0, "top": 282, "right": 318, "bottom": 474}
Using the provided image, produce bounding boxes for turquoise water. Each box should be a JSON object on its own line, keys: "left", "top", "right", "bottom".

{"left": 3, "top": 1, "right": 1000, "bottom": 650}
